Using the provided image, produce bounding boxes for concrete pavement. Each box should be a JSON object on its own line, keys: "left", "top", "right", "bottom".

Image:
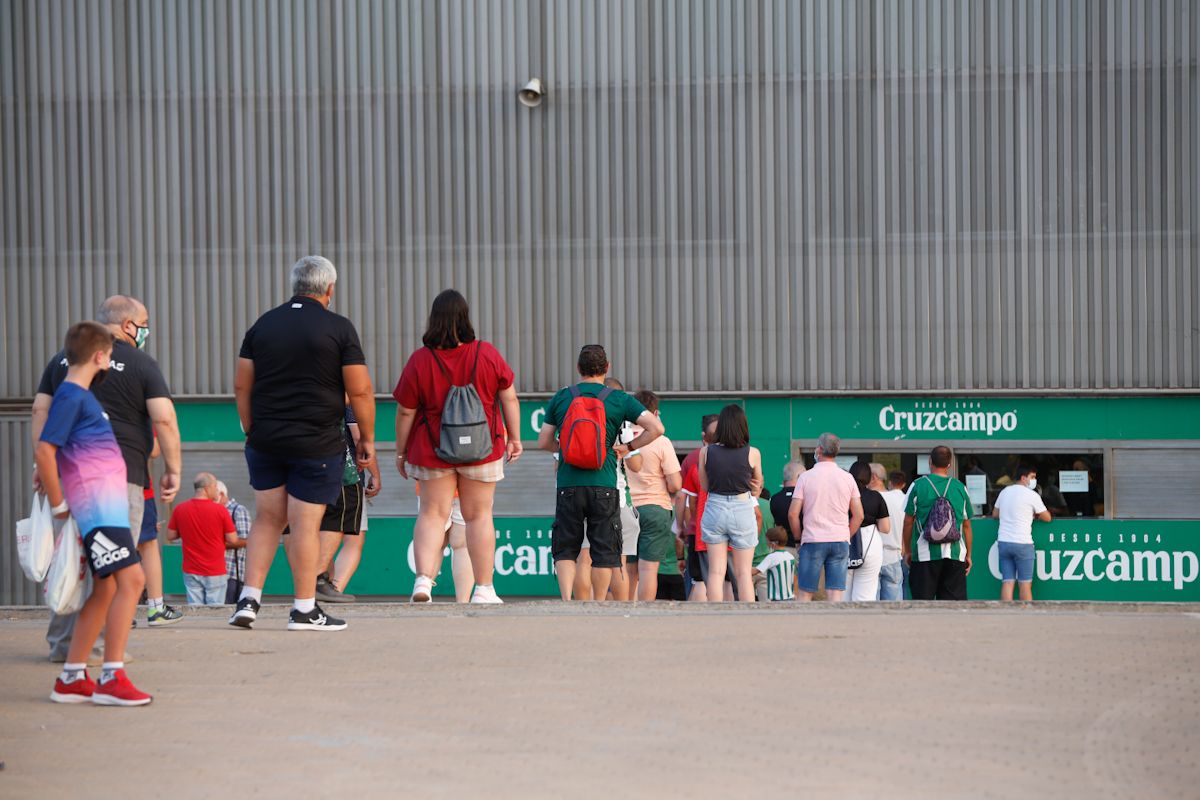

{"left": 1, "top": 602, "right": 1198, "bottom": 799}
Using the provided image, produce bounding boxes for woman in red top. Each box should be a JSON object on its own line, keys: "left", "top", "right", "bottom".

{"left": 393, "top": 290, "right": 522, "bottom": 604}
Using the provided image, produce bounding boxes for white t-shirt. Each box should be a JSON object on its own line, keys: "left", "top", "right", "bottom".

{"left": 879, "top": 489, "right": 909, "bottom": 565}
{"left": 994, "top": 484, "right": 1048, "bottom": 544}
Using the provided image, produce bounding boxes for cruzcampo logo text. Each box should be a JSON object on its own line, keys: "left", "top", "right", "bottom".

{"left": 879, "top": 401, "right": 1018, "bottom": 437}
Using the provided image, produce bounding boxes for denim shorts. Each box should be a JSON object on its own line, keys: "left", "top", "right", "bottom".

{"left": 797, "top": 540, "right": 849, "bottom": 593}
{"left": 998, "top": 541, "right": 1036, "bottom": 583}
{"left": 245, "top": 445, "right": 343, "bottom": 505}
{"left": 700, "top": 494, "right": 759, "bottom": 551}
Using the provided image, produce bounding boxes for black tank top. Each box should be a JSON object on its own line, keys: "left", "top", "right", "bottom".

{"left": 705, "top": 444, "right": 753, "bottom": 495}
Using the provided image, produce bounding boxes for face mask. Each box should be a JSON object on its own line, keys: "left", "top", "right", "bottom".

{"left": 133, "top": 325, "right": 150, "bottom": 349}
{"left": 1028, "top": 478, "right": 1038, "bottom": 490}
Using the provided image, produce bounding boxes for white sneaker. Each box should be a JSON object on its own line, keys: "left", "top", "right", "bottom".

{"left": 411, "top": 575, "right": 434, "bottom": 603}
{"left": 469, "top": 585, "right": 504, "bottom": 604}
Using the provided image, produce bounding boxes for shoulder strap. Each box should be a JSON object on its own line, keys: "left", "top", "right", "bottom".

{"left": 569, "top": 384, "right": 581, "bottom": 399}
{"left": 467, "top": 341, "right": 482, "bottom": 383}
{"left": 597, "top": 386, "right": 613, "bottom": 402}
{"left": 426, "top": 346, "right": 452, "bottom": 381}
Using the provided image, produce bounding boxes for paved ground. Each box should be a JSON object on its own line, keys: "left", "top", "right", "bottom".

{"left": 1, "top": 602, "right": 1198, "bottom": 799}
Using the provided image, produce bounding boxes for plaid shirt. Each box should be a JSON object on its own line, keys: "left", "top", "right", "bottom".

{"left": 225, "top": 498, "right": 251, "bottom": 581}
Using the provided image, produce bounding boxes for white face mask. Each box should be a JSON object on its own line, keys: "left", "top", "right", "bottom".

{"left": 1028, "top": 478, "right": 1038, "bottom": 490}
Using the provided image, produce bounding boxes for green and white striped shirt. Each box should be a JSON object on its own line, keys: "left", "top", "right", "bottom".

{"left": 905, "top": 474, "right": 973, "bottom": 562}
{"left": 757, "top": 550, "right": 796, "bottom": 601}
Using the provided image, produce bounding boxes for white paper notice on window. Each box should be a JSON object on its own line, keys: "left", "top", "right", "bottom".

{"left": 965, "top": 473, "right": 987, "bottom": 505}
{"left": 834, "top": 455, "right": 857, "bottom": 471}
{"left": 917, "top": 456, "right": 932, "bottom": 475}
{"left": 1059, "top": 470, "right": 1089, "bottom": 493}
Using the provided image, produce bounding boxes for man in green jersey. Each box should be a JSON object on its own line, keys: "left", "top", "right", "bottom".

{"left": 537, "top": 345, "right": 664, "bottom": 601}
{"left": 903, "top": 445, "right": 973, "bottom": 600}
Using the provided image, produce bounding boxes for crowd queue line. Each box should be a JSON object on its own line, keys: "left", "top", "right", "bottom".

{"left": 30, "top": 256, "right": 1051, "bottom": 706}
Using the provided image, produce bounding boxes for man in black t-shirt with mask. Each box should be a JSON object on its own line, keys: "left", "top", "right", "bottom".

{"left": 229, "top": 255, "right": 376, "bottom": 632}
{"left": 32, "top": 295, "right": 185, "bottom": 661}
{"left": 770, "top": 460, "right": 805, "bottom": 548}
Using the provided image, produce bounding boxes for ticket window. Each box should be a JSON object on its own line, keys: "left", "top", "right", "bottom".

{"left": 956, "top": 453, "right": 1105, "bottom": 518}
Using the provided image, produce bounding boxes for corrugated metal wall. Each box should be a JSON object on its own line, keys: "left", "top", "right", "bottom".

{"left": 2, "top": 0, "right": 1198, "bottom": 398}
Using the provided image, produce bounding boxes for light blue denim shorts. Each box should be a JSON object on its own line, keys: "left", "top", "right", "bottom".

{"left": 700, "top": 494, "right": 759, "bottom": 551}
{"left": 998, "top": 541, "right": 1036, "bottom": 583}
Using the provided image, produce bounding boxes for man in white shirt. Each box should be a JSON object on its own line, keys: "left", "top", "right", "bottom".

{"left": 992, "top": 465, "right": 1052, "bottom": 601}
{"left": 875, "top": 466, "right": 908, "bottom": 601}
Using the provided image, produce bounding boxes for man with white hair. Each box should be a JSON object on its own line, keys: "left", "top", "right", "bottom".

{"left": 770, "top": 460, "right": 806, "bottom": 548}
{"left": 788, "top": 433, "right": 864, "bottom": 602}
{"left": 32, "top": 294, "right": 184, "bottom": 663}
{"left": 230, "top": 256, "right": 376, "bottom": 631}
{"left": 216, "top": 481, "right": 252, "bottom": 604}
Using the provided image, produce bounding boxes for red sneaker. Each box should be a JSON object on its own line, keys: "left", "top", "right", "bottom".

{"left": 92, "top": 669, "right": 153, "bottom": 707}
{"left": 50, "top": 673, "right": 95, "bottom": 704}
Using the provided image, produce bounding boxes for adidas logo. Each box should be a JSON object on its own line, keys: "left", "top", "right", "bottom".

{"left": 90, "top": 532, "right": 130, "bottom": 569}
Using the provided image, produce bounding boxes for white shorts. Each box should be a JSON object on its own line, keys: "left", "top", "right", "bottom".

{"left": 447, "top": 497, "right": 465, "bottom": 530}
{"left": 417, "top": 497, "right": 465, "bottom": 532}
{"left": 580, "top": 506, "right": 640, "bottom": 559}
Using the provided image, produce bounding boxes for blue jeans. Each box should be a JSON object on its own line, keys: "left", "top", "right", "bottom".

{"left": 998, "top": 541, "right": 1036, "bottom": 582}
{"left": 797, "top": 541, "right": 849, "bottom": 593}
{"left": 878, "top": 560, "right": 905, "bottom": 600}
{"left": 184, "top": 573, "right": 229, "bottom": 606}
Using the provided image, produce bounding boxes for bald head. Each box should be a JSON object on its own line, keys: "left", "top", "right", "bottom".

{"left": 97, "top": 295, "right": 149, "bottom": 347}
{"left": 193, "top": 472, "right": 218, "bottom": 500}
{"left": 97, "top": 295, "right": 145, "bottom": 326}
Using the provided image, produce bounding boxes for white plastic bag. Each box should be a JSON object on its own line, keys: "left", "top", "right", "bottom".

{"left": 17, "top": 495, "right": 56, "bottom": 582}
{"left": 45, "top": 517, "right": 87, "bottom": 615}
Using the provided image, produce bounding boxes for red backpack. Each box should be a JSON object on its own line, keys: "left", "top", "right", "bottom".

{"left": 559, "top": 385, "right": 612, "bottom": 470}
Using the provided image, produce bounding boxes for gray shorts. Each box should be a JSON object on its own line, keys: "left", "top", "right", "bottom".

{"left": 126, "top": 483, "right": 145, "bottom": 541}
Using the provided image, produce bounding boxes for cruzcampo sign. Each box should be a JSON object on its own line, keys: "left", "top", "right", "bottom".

{"left": 789, "top": 396, "right": 1200, "bottom": 442}
{"left": 176, "top": 395, "right": 1199, "bottom": 445}
{"left": 162, "top": 517, "right": 1200, "bottom": 602}
{"left": 967, "top": 519, "right": 1200, "bottom": 602}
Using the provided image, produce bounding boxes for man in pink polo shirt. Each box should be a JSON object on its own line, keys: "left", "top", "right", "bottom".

{"left": 787, "top": 432, "right": 865, "bottom": 602}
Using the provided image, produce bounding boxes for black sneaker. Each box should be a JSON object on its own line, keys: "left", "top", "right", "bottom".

{"left": 228, "top": 597, "right": 260, "bottom": 628}
{"left": 287, "top": 603, "right": 347, "bottom": 632}
{"left": 316, "top": 578, "right": 356, "bottom": 604}
{"left": 148, "top": 605, "right": 184, "bottom": 627}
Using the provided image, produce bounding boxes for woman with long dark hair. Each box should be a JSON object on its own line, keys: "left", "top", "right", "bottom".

{"left": 698, "top": 404, "right": 764, "bottom": 602}
{"left": 392, "top": 290, "right": 522, "bottom": 603}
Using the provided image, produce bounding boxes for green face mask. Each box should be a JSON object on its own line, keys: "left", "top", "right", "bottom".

{"left": 133, "top": 325, "right": 150, "bottom": 349}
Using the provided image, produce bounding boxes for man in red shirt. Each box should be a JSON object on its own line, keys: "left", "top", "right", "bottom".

{"left": 679, "top": 414, "right": 718, "bottom": 601}
{"left": 167, "top": 473, "right": 239, "bottom": 606}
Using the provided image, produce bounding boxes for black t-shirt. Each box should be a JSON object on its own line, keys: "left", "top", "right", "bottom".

{"left": 37, "top": 339, "right": 171, "bottom": 487}
{"left": 239, "top": 296, "right": 366, "bottom": 458}
{"left": 859, "top": 487, "right": 890, "bottom": 529}
{"left": 770, "top": 485, "right": 797, "bottom": 547}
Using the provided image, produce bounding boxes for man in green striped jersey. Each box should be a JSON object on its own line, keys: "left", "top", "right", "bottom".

{"left": 752, "top": 527, "right": 796, "bottom": 601}
{"left": 903, "top": 445, "right": 973, "bottom": 600}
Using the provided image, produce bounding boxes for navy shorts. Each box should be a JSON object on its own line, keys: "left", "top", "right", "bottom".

{"left": 139, "top": 497, "right": 159, "bottom": 544}
{"left": 84, "top": 526, "right": 142, "bottom": 579}
{"left": 245, "top": 445, "right": 343, "bottom": 505}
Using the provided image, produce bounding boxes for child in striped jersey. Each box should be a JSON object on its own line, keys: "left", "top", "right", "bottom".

{"left": 752, "top": 527, "right": 796, "bottom": 601}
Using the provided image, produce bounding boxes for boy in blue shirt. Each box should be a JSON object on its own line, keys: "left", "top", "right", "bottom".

{"left": 36, "top": 322, "right": 152, "bottom": 706}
